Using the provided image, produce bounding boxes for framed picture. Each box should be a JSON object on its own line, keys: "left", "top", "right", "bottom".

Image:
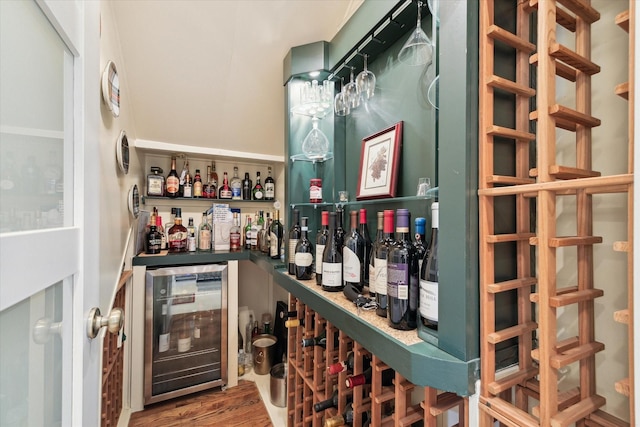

{"left": 356, "top": 121, "right": 403, "bottom": 200}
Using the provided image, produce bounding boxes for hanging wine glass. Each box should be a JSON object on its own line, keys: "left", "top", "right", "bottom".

{"left": 356, "top": 54, "right": 376, "bottom": 101}
{"left": 398, "top": 1, "right": 433, "bottom": 66}
{"left": 343, "top": 67, "right": 361, "bottom": 109}
{"left": 334, "top": 77, "right": 350, "bottom": 116}
{"left": 302, "top": 117, "right": 330, "bottom": 160}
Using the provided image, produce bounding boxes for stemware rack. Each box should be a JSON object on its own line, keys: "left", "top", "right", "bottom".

{"left": 478, "top": 0, "right": 634, "bottom": 426}
{"left": 286, "top": 296, "right": 468, "bottom": 427}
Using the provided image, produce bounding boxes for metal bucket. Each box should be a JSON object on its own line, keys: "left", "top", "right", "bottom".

{"left": 269, "top": 362, "right": 287, "bottom": 407}
{"left": 252, "top": 334, "right": 277, "bottom": 375}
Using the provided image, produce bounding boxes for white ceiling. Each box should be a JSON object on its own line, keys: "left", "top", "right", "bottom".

{"left": 110, "top": 0, "right": 363, "bottom": 158}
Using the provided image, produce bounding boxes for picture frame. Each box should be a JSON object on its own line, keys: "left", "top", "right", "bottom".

{"left": 356, "top": 121, "right": 403, "bottom": 200}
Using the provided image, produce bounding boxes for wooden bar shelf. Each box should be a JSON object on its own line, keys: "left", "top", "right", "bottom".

{"left": 550, "top": 395, "right": 606, "bottom": 427}
{"left": 549, "top": 341, "right": 605, "bottom": 369}
{"left": 525, "top": 0, "right": 577, "bottom": 32}
{"left": 486, "top": 175, "right": 536, "bottom": 185}
{"left": 486, "top": 232, "right": 536, "bottom": 243}
{"left": 487, "top": 277, "right": 537, "bottom": 293}
{"left": 530, "top": 53, "right": 579, "bottom": 81}
{"left": 486, "top": 125, "right": 536, "bottom": 141}
{"left": 615, "top": 10, "right": 630, "bottom": 33}
{"left": 487, "top": 75, "right": 536, "bottom": 97}
{"left": 531, "top": 387, "right": 581, "bottom": 417}
{"left": 487, "top": 367, "right": 538, "bottom": 395}
{"left": 556, "top": 0, "right": 600, "bottom": 24}
{"left": 548, "top": 288, "right": 604, "bottom": 307}
{"left": 487, "top": 321, "right": 538, "bottom": 344}
{"left": 487, "top": 24, "right": 536, "bottom": 52}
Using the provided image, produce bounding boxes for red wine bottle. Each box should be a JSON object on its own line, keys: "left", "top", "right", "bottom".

{"left": 375, "top": 210, "right": 394, "bottom": 317}
{"left": 420, "top": 202, "right": 439, "bottom": 330}
{"left": 387, "top": 209, "right": 418, "bottom": 330}
{"left": 368, "top": 212, "right": 384, "bottom": 298}
{"left": 414, "top": 217, "right": 427, "bottom": 271}
{"left": 294, "top": 216, "right": 314, "bottom": 280}
{"left": 359, "top": 209, "right": 373, "bottom": 289}
{"left": 321, "top": 212, "right": 343, "bottom": 292}
{"left": 314, "top": 390, "right": 339, "bottom": 413}
{"left": 328, "top": 351, "right": 371, "bottom": 375}
{"left": 343, "top": 210, "right": 366, "bottom": 292}
{"left": 288, "top": 209, "right": 301, "bottom": 275}
{"left": 315, "top": 211, "right": 330, "bottom": 285}
{"left": 345, "top": 366, "right": 394, "bottom": 388}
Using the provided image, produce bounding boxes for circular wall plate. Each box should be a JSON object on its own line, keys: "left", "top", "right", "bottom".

{"left": 128, "top": 184, "right": 140, "bottom": 219}
{"left": 101, "top": 60, "right": 120, "bottom": 117}
{"left": 116, "top": 130, "right": 129, "bottom": 174}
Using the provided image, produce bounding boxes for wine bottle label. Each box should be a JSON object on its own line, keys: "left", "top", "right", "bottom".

{"left": 322, "top": 262, "right": 342, "bottom": 288}
{"left": 294, "top": 252, "right": 313, "bottom": 267}
{"left": 194, "top": 326, "right": 201, "bottom": 339}
{"left": 177, "top": 336, "right": 191, "bottom": 353}
{"left": 158, "top": 333, "right": 170, "bottom": 352}
{"left": 315, "top": 245, "right": 325, "bottom": 271}
{"left": 198, "top": 230, "right": 211, "bottom": 250}
{"left": 254, "top": 189, "right": 264, "bottom": 199}
{"left": 166, "top": 176, "right": 179, "bottom": 194}
{"left": 265, "top": 183, "right": 275, "bottom": 198}
{"left": 288, "top": 239, "right": 299, "bottom": 263}
{"left": 343, "top": 247, "right": 361, "bottom": 282}
{"left": 387, "top": 263, "right": 408, "bottom": 299}
{"left": 419, "top": 279, "right": 438, "bottom": 321}
{"left": 374, "top": 258, "right": 388, "bottom": 295}
{"left": 269, "top": 231, "right": 278, "bottom": 256}
{"left": 369, "top": 264, "right": 376, "bottom": 290}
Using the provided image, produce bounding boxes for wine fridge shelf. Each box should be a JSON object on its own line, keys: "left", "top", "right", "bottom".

{"left": 286, "top": 296, "right": 468, "bottom": 427}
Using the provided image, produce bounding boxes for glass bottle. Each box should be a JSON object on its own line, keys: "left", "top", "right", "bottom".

{"left": 193, "top": 169, "right": 203, "bottom": 198}
{"left": 245, "top": 313, "right": 254, "bottom": 353}
{"left": 335, "top": 207, "right": 345, "bottom": 248}
{"left": 198, "top": 212, "right": 212, "bottom": 251}
{"left": 230, "top": 212, "right": 241, "bottom": 251}
{"left": 244, "top": 217, "right": 253, "bottom": 250}
{"left": 343, "top": 210, "right": 366, "bottom": 292}
{"left": 145, "top": 222, "right": 162, "bottom": 254}
{"left": 345, "top": 366, "right": 394, "bottom": 388}
{"left": 420, "top": 202, "right": 439, "bottom": 330}
{"left": 324, "top": 402, "right": 369, "bottom": 427}
{"left": 375, "top": 210, "right": 394, "bottom": 317}
{"left": 146, "top": 166, "right": 165, "bottom": 197}
{"left": 187, "top": 217, "right": 197, "bottom": 252}
{"left": 168, "top": 208, "right": 188, "bottom": 252}
{"left": 177, "top": 315, "right": 191, "bottom": 352}
{"left": 321, "top": 212, "right": 343, "bottom": 292}
{"left": 165, "top": 156, "right": 180, "bottom": 198}
{"left": 242, "top": 172, "right": 252, "bottom": 200}
{"left": 256, "top": 210, "right": 265, "bottom": 250}
{"left": 294, "top": 216, "right": 314, "bottom": 280}
{"left": 230, "top": 166, "right": 242, "bottom": 200}
{"left": 250, "top": 212, "right": 260, "bottom": 250}
{"left": 252, "top": 171, "right": 264, "bottom": 200}
{"left": 327, "top": 351, "right": 371, "bottom": 375}
{"left": 387, "top": 209, "right": 418, "bottom": 330}
{"left": 287, "top": 209, "right": 301, "bottom": 275}
{"left": 156, "top": 215, "right": 167, "bottom": 250}
{"left": 313, "top": 390, "right": 339, "bottom": 413}
{"left": 165, "top": 207, "right": 178, "bottom": 247}
{"left": 264, "top": 166, "right": 275, "bottom": 200}
{"left": 269, "top": 210, "right": 284, "bottom": 259}
{"left": 315, "top": 211, "right": 330, "bottom": 286}
{"left": 218, "top": 171, "right": 232, "bottom": 199}
{"left": 203, "top": 165, "right": 213, "bottom": 198}
{"left": 179, "top": 158, "right": 189, "bottom": 197}
{"left": 260, "top": 212, "right": 272, "bottom": 253}
{"left": 211, "top": 161, "right": 219, "bottom": 193}
{"left": 182, "top": 173, "right": 192, "bottom": 198}
{"left": 359, "top": 209, "right": 373, "bottom": 289}
{"left": 369, "top": 212, "right": 384, "bottom": 297}
{"left": 414, "top": 217, "right": 427, "bottom": 271}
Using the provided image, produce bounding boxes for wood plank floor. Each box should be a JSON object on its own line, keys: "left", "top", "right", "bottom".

{"left": 129, "top": 380, "right": 273, "bottom": 426}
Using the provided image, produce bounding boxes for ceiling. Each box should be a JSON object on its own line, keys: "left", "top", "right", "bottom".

{"left": 110, "top": 1, "right": 363, "bottom": 159}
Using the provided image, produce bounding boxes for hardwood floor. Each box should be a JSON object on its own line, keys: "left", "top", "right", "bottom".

{"left": 129, "top": 380, "right": 273, "bottom": 426}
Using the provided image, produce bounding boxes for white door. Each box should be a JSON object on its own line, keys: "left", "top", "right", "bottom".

{"left": 0, "top": 0, "right": 101, "bottom": 426}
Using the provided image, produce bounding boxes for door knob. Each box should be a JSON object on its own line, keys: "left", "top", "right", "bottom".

{"left": 33, "top": 317, "right": 63, "bottom": 344}
{"left": 87, "top": 307, "right": 124, "bottom": 339}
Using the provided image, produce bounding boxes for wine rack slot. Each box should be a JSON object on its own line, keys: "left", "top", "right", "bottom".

{"left": 479, "top": 0, "right": 634, "bottom": 426}
{"left": 286, "top": 296, "right": 468, "bottom": 426}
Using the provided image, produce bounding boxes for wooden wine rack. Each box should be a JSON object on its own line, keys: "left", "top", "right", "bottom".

{"left": 478, "top": 0, "right": 634, "bottom": 426}
{"left": 286, "top": 296, "right": 468, "bottom": 427}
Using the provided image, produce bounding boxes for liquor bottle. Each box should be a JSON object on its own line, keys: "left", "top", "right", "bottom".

{"left": 328, "top": 351, "right": 371, "bottom": 375}
{"left": 165, "top": 156, "right": 180, "bottom": 198}
{"left": 313, "top": 390, "right": 339, "bottom": 413}
{"left": 165, "top": 207, "right": 178, "bottom": 245}
{"left": 183, "top": 173, "right": 193, "bottom": 198}
{"left": 375, "top": 210, "right": 395, "bottom": 317}
{"left": 250, "top": 213, "right": 260, "bottom": 250}
{"left": 420, "top": 202, "right": 439, "bottom": 330}
{"left": 198, "top": 213, "right": 212, "bottom": 251}
{"left": 179, "top": 158, "right": 189, "bottom": 197}
{"left": 256, "top": 210, "right": 265, "bottom": 250}
{"left": 193, "top": 169, "right": 203, "bottom": 198}
{"left": 203, "top": 165, "right": 213, "bottom": 198}
{"left": 252, "top": 171, "right": 264, "bottom": 200}
{"left": 218, "top": 172, "right": 232, "bottom": 199}
{"left": 359, "top": 209, "right": 373, "bottom": 288}
{"left": 157, "top": 215, "right": 167, "bottom": 250}
{"left": 145, "top": 222, "right": 162, "bottom": 254}
{"left": 294, "top": 216, "right": 314, "bottom": 280}
{"left": 343, "top": 210, "right": 366, "bottom": 292}
{"left": 315, "top": 211, "right": 330, "bottom": 285}
{"left": 230, "top": 212, "right": 241, "bottom": 251}
{"left": 288, "top": 209, "right": 301, "bottom": 275}
{"left": 387, "top": 209, "right": 418, "bottom": 330}
{"left": 322, "top": 212, "right": 343, "bottom": 292}
{"left": 146, "top": 166, "right": 165, "bottom": 197}
{"left": 230, "top": 166, "right": 242, "bottom": 200}
{"left": 260, "top": 212, "right": 271, "bottom": 253}
{"left": 269, "top": 210, "right": 284, "bottom": 259}
{"left": 187, "top": 217, "right": 197, "bottom": 252}
{"left": 324, "top": 403, "right": 370, "bottom": 427}
{"left": 345, "top": 366, "right": 394, "bottom": 388}
{"left": 244, "top": 217, "right": 253, "bottom": 250}
{"left": 335, "top": 207, "right": 345, "bottom": 248}
{"left": 242, "top": 172, "right": 252, "bottom": 200}
{"left": 414, "top": 217, "right": 427, "bottom": 271}
{"left": 369, "top": 212, "right": 384, "bottom": 297}
{"left": 168, "top": 208, "right": 188, "bottom": 252}
{"left": 211, "top": 161, "right": 219, "bottom": 193}
{"left": 264, "top": 166, "right": 275, "bottom": 200}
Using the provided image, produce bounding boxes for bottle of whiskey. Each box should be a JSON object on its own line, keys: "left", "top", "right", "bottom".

{"left": 198, "top": 213, "right": 212, "bottom": 251}
{"left": 193, "top": 169, "right": 203, "bottom": 198}
{"left": 165, "top": 157, "right": 180, "bottom": 198}
{"left": 168, "top": 208, "right": 188, "bottom": 252}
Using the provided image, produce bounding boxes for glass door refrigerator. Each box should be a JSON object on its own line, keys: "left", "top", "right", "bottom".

{"left": 144, "top": 263, "right": 227, "bottom": 405}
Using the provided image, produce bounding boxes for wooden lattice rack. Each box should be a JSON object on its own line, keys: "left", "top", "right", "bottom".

{"left": 286, "top": 296, "right": 468, "bottom": 427}
{"left": 478, "top": 0, "right": 634, "bottom": 426}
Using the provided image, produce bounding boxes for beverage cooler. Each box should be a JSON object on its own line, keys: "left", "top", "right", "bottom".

{"left": 144, "top": 264, "right": 228, "bottom": 405}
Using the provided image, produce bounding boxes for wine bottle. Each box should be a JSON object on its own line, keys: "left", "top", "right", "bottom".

{"left": 313, "top": 390, "right": 339, "bottom": 413}
{"left": 244, "top": 217, "right": 253, "bottom": 250}
{"left": 343, "top": 210, "right": 366, "bottom": 292}
{"left": 177, "top": 315, "right": 191, "bottom": 353}
{"left": 345, "top": 366, "right": 394, "bottom": 388}
{"left": 165, "top": 156, "right": 180, "bottom": 198}
{"left": 269, "top": 210, "right": 284, "bottom": 259}
{"left": 252, "top": 171, "right": 264, "bottom": 200}
{"left": 315, "top": 211, "right": 330, "bottom": 285}
{"left": 328, "top": 351, "right": 371, "bottom": 375}
{"left": 168, "top": 208, "right": 188, "bottom": 252}
{"left": 288, "top": 209, "right": 301, "bottom": 275}
{"left": 183, "top": 173, "right": 192, "bottom": 198}
{"left": 414, "top": 217, "right": 427, "bottom": 271}
{"left": 321, "top": 212, "right": 343, "bottom": 292}
{"left": 335, "top": 207, "right": 345, "bottom": 248}
{"left": 324, "top": 403, "right": 369, "bottom": 427}
{"left": 255, "top": 210, "right": 265, "bottom": 250}
{"left": 198, "top": 213, "right": 211, "bottom": 251}
{"left": 218, "top": 172, "right": 232, "bottom": 199}
{"left": 284, "top": 317, "right": 304, "bottom": 328}
{"left": 359, "top": 209, "right": 373, "bottom": 288}
{"left": 387, "top": 209, "right": 418, "bottom": 330}
{"left": 301, "top": 330, "right": 339, "bottom": 349}
{"left": 250, "top": 212, "right": 260, "bottom": 250}
{"left": 375, "top": 210, "right": 394, "bottom": 317}
{"left": 260, "top": 212, "right": 271, "bottom": 253}
{"left": 264, "top": 166, "right": 275, "bottom": 200}
{"left": 368, "top": 212, "right": 384, "bottom": 298}
{"left": 230, "top": 166, "right": 242, "bottom": 200}
{"left": 294, "top": 216, "right": 314, "bottom": 280}
{"left": 420, "top": 201, "right": 439, "bottom": 330}
{"left": 242, "top": 172, "right": 252, "bottom": 200}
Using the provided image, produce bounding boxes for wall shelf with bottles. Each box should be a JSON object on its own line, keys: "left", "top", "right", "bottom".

{"left": 289, "top": 190, "right": 438, "bottom": 210}
{"left": 142, "top": 196, "right": 276, "bottom": 206}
